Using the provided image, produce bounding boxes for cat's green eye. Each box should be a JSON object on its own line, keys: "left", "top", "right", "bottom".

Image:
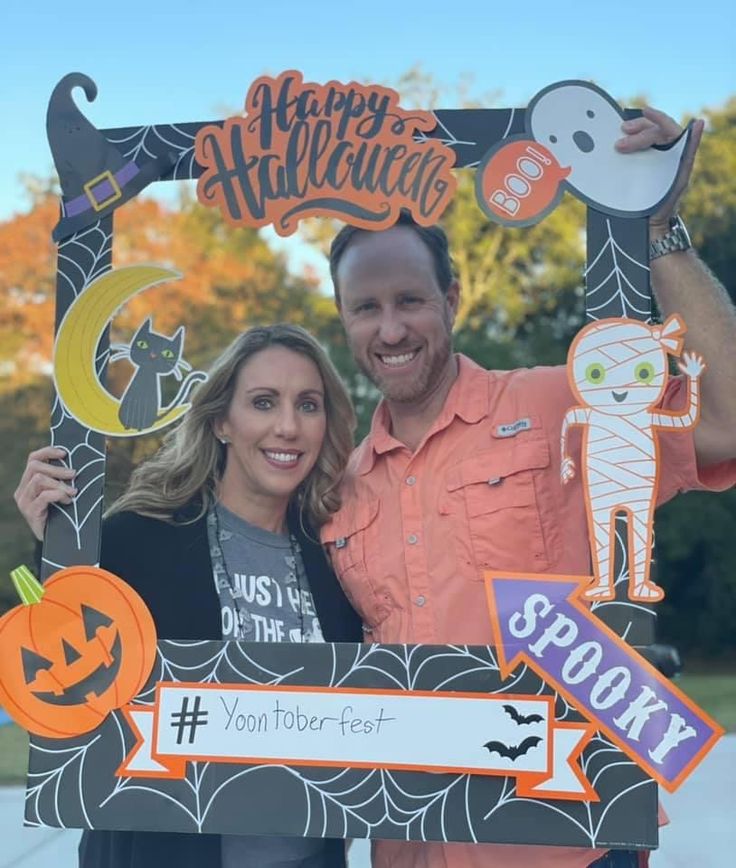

{"left": 634, "top": 362, "right": 655, "bottom": 384}
{"left": 162, "top": 350, "right": 174, "bottom": 359}
{"left": 136, "top": 340, "right": 149, "bottom": 349}
{"left": 585, "top": 362, "right": 606, "bottom": 385}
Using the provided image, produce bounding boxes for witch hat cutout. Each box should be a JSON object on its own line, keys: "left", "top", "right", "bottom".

{"left": 47, "top": 73, "right": 175, "bottom": 243}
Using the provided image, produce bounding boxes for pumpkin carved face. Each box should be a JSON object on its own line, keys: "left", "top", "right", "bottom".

{"left": 0, "top": 565, "right": 156, "bottom": 738}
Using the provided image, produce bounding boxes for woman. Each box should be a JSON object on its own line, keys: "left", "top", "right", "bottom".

{"left": 15, "top": 324, "right": 362, "bottom": 868}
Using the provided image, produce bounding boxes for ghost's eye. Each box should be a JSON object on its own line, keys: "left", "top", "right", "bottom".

{"left": 586, "top": 110, "right": 595, "bottom": 118}
{"left": 585, "top": 363, "right": 606, "bottom": 385}
{"left": 549, "top": 135, "right": 558, "bottom": 144}
{"left": 634, "top": 362, "right": 655, "bottom": 384}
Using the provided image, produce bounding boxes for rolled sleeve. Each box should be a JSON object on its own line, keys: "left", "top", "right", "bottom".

{"left": 657, "top": 376, "right": 736, "bottom": 506}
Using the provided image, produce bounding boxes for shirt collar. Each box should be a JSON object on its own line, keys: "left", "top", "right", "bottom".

{"left": 354, "top": 354, "right": 492, "bottom": 476}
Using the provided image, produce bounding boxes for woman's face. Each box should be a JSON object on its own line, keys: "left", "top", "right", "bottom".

{"left": 218, "top": 346, "right": 327, "bottom": 508}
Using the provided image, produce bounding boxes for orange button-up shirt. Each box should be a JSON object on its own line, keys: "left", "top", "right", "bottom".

{"left": 323, "top": 355, "right": 734, "bottom": 868}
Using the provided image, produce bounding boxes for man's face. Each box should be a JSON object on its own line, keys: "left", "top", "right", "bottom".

{"left": 336, "top": 227, "right": 459, "bottom": 405}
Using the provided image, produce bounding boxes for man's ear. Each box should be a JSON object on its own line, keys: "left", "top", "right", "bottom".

{"left": 446, "top": 279, "right": 461, "bottom": 326}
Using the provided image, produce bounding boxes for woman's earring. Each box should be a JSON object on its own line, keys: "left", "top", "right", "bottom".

{"left": 219, "top": 436, "right": 229, "bottom": 445}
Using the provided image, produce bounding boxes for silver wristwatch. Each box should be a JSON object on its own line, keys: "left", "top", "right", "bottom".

{"left": 649, "top": 215, "right": 692, "bottom": 261}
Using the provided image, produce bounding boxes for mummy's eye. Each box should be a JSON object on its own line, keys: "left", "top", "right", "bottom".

{"left": 634, "top": 362, "right": 655, "bottom": 384}
{"left": 585, "top": 363, "right": 606, "bottom": 385}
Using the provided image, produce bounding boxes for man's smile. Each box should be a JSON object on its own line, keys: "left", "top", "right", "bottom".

{"left": 376, "top": 349, "right": 420, "bottom": 368}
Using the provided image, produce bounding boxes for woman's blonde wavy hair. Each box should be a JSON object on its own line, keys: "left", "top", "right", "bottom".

{"left": 108, "top": 324, "right": 356, "bottom": 528}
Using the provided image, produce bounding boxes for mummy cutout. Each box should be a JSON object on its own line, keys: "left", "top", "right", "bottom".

{"left": 527, "top": 81, "right": 692, "bottom": 216}
{"left": 561, "top": 316, "right": 705, "bottom": 602}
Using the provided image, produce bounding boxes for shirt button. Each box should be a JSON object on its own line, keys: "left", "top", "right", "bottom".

{"left": 406, "top": 475, "right": 416, "bottom": 486}
{"left": 407, "top": 534, "right": 418, "bottom": 545}
{"left": 415, "top": 595, "right": 426, "bottom": 607}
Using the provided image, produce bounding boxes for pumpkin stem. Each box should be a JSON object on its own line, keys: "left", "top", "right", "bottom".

{"left": 10, "top": 565, "right": 45, "bottom": 605}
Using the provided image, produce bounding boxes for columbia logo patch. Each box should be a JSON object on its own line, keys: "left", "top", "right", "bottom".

{"left": 496, "top": 418, "right": 531, "bottom": 438}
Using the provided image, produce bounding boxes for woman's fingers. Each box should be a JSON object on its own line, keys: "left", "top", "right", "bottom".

{"left": 13, "top": 446, "right": 77, "bottom": 541}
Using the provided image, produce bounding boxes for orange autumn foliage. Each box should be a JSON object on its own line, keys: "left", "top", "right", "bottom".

{"left": 0, "top": 188, "right": 326, "bottom": 388}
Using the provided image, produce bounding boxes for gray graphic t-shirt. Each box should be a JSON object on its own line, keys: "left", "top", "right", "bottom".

{"left": 208, "top": 504, "right": 324, "bottom": 645}
{"left": 207, "top": 504, "right": 328, "bottom": 867}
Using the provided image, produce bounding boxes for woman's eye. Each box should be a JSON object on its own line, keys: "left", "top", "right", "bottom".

{"left": 253, "top": 397, "right": 273, "bottom": 410}
{"left": 300, "top": 400, "right": 320, "bottom": 413}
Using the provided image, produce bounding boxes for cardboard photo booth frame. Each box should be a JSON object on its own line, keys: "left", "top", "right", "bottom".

{"left": 1, "top": 71, "right": 723, "bottom": 853}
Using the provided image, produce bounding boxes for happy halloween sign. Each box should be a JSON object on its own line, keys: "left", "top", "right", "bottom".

{"left": 194, "top": 70, "right": 457, "bottom": 236}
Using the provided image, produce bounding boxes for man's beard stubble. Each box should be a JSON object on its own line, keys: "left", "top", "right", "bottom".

{"left": 351, "top": 328, "right": 454, "bottom": 405}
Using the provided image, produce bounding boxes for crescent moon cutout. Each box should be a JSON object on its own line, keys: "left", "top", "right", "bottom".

{"left": 54, "top": 265, "right": 191, "bottom": 437}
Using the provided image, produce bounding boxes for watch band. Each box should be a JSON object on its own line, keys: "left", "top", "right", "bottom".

{"left": 649, "top": 215, "right": 692, "bottom": 261}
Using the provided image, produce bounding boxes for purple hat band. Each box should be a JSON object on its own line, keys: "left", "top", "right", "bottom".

{"left": 62, "top": 162, "right": 140, "bottom": 218}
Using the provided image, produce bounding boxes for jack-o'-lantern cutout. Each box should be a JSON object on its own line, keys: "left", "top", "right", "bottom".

{"left": 0, "top": 565, "right": 156, "bottom": 738}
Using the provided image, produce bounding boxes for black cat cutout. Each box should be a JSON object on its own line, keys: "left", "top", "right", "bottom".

{"left": 111, "top": 318, "right": 207, "bottom": 431}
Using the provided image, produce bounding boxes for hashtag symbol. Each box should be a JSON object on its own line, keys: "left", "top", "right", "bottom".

{"left": 170, "top": 695, "right": 208, "bottom": 744}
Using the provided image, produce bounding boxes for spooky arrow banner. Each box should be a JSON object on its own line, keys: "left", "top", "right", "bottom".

{"left": 485, "top": 573, "right": 724, "bottom": 792}
{"left": 119, "top": 683, "right": 596, "bottom": 801}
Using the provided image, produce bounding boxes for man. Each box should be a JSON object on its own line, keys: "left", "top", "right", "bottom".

{"left": 322, "top": 108, "right": 736, "bottom": 867}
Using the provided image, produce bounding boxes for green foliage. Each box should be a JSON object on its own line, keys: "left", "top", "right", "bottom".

{"left": 683, "top": 98, "right": 736, "bottom": 297}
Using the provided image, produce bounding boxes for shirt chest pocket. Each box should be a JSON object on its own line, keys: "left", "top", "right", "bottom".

{"left": 322, "top": 498, "right": 392, "bottom": 631}
{"left": 441, "top": 438, "right": 553, "bottom": 577}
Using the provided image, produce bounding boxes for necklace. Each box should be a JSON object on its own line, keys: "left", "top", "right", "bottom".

{"left": 209, "top": 503, "right": 307, "bottom": 643}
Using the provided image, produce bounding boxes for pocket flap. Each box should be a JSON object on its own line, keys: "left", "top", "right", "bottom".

{"left": 322, "top": 497, "right": 380, "bottom": 544}
{"left": 446, "top": 439, "right": 550, "bottom": 492}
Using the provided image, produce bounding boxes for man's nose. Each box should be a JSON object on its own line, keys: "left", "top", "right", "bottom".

{"left": 377, "top": 308, "right": 408, "bottom": 345}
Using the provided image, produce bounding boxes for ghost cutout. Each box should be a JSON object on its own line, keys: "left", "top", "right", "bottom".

{"left": 527, "top": 81, "right": 692, "bottom": 217}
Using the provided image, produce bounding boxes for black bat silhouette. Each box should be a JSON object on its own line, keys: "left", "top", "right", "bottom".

{"left": 483, "top": 735, "right": 542, "bottom": 761}
{"left": 503, "top": 704, "right": 544, "bottom": 725}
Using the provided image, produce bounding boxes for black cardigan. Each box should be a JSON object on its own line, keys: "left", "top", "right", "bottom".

{"left": 78, "top": 505, "right": 361, "bottom": 868}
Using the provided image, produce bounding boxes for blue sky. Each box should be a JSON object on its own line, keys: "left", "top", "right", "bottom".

{"left": 2, "top": 0, "right": 733, "bottom": 224}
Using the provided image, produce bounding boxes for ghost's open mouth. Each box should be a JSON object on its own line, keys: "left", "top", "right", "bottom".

{"left": 612, "top": 391, "right": 628, "bottom": 403}
{"left": 573, "top": 130, "right": 595, "bottom": 153}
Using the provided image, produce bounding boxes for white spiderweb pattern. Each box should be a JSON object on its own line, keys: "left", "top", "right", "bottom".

{"left": 26, "top": 642, "right": 657, "bottom": 849}
{"left": 585, "top": 217, "right": 651, "bottom": 321}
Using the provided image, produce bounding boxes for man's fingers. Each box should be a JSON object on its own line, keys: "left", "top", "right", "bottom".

{"left": 616, "top": 125, "right": 667, "bottom": 152}
{"left": 641, "top": 105, "right": 681, "bottom": 138}
{"left": 620, "top": 117, "right": 656, "bottom": 135}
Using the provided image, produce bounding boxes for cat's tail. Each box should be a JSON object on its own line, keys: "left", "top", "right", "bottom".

{"left": 158, "top": 370, "right": 208, "bottom": 420}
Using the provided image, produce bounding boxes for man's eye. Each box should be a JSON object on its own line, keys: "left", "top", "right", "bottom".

{"left": 400, "top": 296, "right": 421, "bottom": 305}
{"left": 354, "top": 302, "right": 376, "bottom": 313}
